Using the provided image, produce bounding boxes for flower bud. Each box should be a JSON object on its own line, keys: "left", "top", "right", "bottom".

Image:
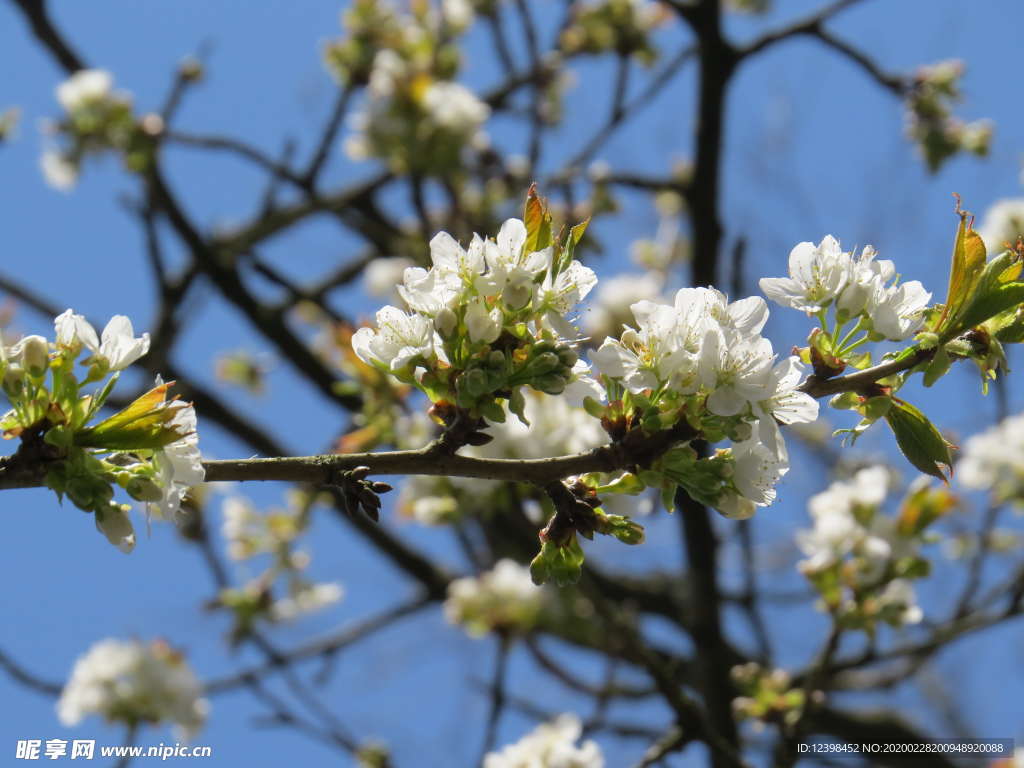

{"left": 2, "top": 364, "right": 25, "bottom": 399}
{"left": 460, "top": 368, "right": 490, "bottom": 398}
{"left": 531, "top": 352, "right": 561, "bottom": 373}
{"left": 18, "top": 335, "right": 49, "bottom": 379}
{"left": 534, "top": 374, "right": 567, "bottom": 395}
{"left": 95, "top": 506, "right": 136, "bottom": 553}
{"left": 556, "top": 346, "right": 578, "bottom": 368}
{"left": 434, "top": 307, "right": 457, "bottom": 338}
{"left": 127, "top": 476, "right": 164, "bottom": 503}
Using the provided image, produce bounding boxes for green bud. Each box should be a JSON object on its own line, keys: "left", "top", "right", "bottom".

{"left": 127, "top": 476, "right": 164, "bottom": 502}
{"left": 532, "top": 352, "right": 561, "bottom": 373}
{"left": 460, "top": 368, "right": 490, "bottom": 398}
{"left": 861, "top": 396, "right": 893, "bottom": 422}
{"left": 18, "top": 335, "right": 50, "bottom": 379}
{"left": 534, "top": 374, "right": 567, "bottom": 395}
{"left": 2, "top": 364, "right": 24, "bottom": 399}
{"left": 557, "top": 346, "right": 578, "bottom": 368}
{"left": 829, "top": 391, "right": 860, "bottom": 411}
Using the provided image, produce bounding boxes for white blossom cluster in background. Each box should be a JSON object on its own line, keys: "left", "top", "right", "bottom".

{"left": 583, "top": 271, "right": 666, "bottom": 345}
{"left": 396, "top": 392, "right": 654, "bottom": 526}
{"left": 57, "top": 639, "right": 208, "bottom": 740}
{"left": 41, "top": 69, "right": 146, "bottom": 191}
{"left": 591, "top": 286, "right": 819, "bottom": 519}
{"left": 560, "top": 0, "right": 663, "bottom": 66}
{"left": 345, "top": 48, "right": 490, "bottom": 172}
{"left": 797, "top": 467, "right": 925, "bottom": 628}
{"left": 958, "top": 411, "right": 1024, "bottom": 504}
{"left": 484, "top": 714, "right": 603, "bottom": 768}
{"left": 444, "top": 559, "right": 545, "bottom": 636}
{"left": 220, "top": 494, "right": 344, "bottom": 625}
{"left": 760, "top": 236, "right": 931, "bottom": 341}
{"left": 977, "top": 198, "right": 1024, "bottom": 255}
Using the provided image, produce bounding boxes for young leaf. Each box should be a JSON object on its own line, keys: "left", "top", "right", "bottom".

{"left": 523, "top": 184, "right": 552, "bottom": 254}
{"left": 884, "top": 398, "right": 953, "bottom": 481}
{"left": 936, "top": 198, "right": 987, "bottom": 335}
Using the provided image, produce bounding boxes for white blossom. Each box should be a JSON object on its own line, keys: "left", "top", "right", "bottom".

{"left": 56, "top": 69, "right": 114, "bottom": 112}
{"left": 875, "top": 578, "right": 923, "bottom": 625}
{"left": 442, "top": 0, "right": 475, "bottom": 30}
{"left": 270, "top": 582, "right": 344, "bottom": 622}
{"left": 958, "top": 411, "right": 1024, "bottom": 501}
{"left": 484, "top": 714, "right": 603, "bottom": 768}
{"left": 699, "top": 328, "right": 775, "bottom": 417}
{"left": 422, "top": 81, "right": 490, "bottom": 132}
{"left": 41, "top": 149, "right": 77, "bottom": 190}
{"left": 797, "top": 466, "right": 894, "bottom": 573}
{"left": 57, "top": 638, "right": 208, "bottom": 740}
{"left": 94, "top": 506, "right": 136, "bottom": 554}
{"left": 444, "top": 559, "right": 544, "bottom": 636}
{"left": 760, "top": 356, "right": 819, "bottom": 426}
{"left": 364, "top": 256, "right": 414, "bottom": 301}
{"left": 591, "top": 301, "right": 697, "bottom": 393}
{"left": 977, "top": 198, "right": 1024, "bottom": 255}
{"left": 583, "top": 272, "right": 664, "bottom": 343}
{"left": 759, "top": 236, "right": 851, "bottom": 315}
{"left": 352, "top": 306, "right": 440, "bottom": 371}
{"left": 728, "top": 418, "right": 789, "bottom": 509}
{"left": 147, "top": 400, "right": 204, "bottom": 522}
{"left": 54, "top": 310, "right": 151, "bottom": 371}
{"left": 867, "top": 279, "right": 931, "bottom": 341}
{"left": 836, "top": 245, "right": 895, "bottom": 317}
{"left": 221, "top": 496, "right": 261, "bottom": 560}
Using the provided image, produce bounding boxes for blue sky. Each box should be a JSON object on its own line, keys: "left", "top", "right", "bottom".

{"left": 1, "top": 1, "right": 1023, "bottom": 766}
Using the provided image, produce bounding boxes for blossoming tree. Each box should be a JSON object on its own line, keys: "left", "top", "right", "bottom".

{"left": 3, "top": 0, "right": 1024, "bottom": 766}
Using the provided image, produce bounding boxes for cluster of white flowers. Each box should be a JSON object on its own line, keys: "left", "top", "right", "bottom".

{"left": 484, "top": 714, "right": 603, "bottom": 768}
{"left": 353, "top": 218, "right": 598, "bottom": 404}
{"left": 270, "top": 582, "right": 345, "bottom": 622}
{"left": 345, "top": 49, "right": 489, "bottom": 172}
{"left": 42, "top": 69, "right": 138, "bottom": 191}
{"left": 57, "top": 639, "right": 208, "bottom": 740}
{"left": 760, "top": 236, "right": 931, "bottom": 341}
{"left": 958, "top": 411, "right": 1024, "bottom": 503}
{"left": 56, "top": 69, "right": 114, "bottom": 112}
{"left": 591, "top": 286, "right": 818, "bottom": 518}
{"left": 797, "top": 467, "right": 923, "bottom": 627}
{"left": 3, "top": 310, "right": 203, "bottom": 548}
{"left": 977, "top": 198, "right": 1024, "bottom": 256}
{"left": 55, "top": 309, "right": 150, "bottom": 373}
{"left": 444, "top": 559, "right": 544, "bottom": 636}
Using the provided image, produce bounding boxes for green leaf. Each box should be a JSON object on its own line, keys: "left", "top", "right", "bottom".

{"left": 956, "top": 281, "right": 1024, "bottom": 333}
{"left": 936, "top": 200, "right": 986, "bottom": 334}
{"left": 884, "top": 399, "right": 953, "bottom": 481}
{"left": 75, "top": 382, "right": 190, "bottom": 450}
{"left": 595, "top": 512, "right": 645, "bottom": 545}
{"left": 523, "top": 184, "right": 552, "bottom": 255}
